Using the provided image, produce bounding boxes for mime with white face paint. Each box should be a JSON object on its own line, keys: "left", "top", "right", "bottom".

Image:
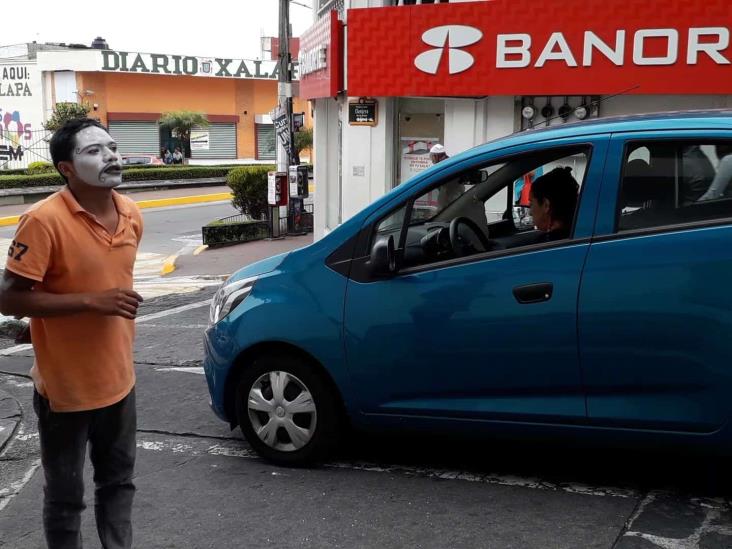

{"left": 0, "top": 118, "right": 144, "bottom": 549}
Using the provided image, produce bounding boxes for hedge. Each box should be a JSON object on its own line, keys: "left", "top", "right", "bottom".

{"left": 227, "top": 165, "right": 276, "bottom": 220}
{"left": 0, "top": 165, "right": 261, "bottom": 189}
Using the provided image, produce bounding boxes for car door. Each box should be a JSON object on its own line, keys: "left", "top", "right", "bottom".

{"left": 343, "top": 137, "right": 609, "bottom": 424}
{"left": 579, "top": 131, "right": 732, "bottom": 433}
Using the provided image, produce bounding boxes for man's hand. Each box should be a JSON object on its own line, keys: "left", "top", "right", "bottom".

{"left": 86, "top": 289, "right": 144, "bottom": 319}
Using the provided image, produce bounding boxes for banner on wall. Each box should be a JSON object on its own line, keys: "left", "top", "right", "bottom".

{"left": 190, "top": 129, "right": 210, "bottom": 151}
{"left": 400, "top": 136, "right": 439, "bottom": 184}
{"left": 348, "top": 0, "right": 732, "bottom": 97}
{"left": 0, "top": 61, "right": 45, "bottom": 169}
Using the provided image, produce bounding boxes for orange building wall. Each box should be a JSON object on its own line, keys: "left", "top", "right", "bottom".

{"left": 75, "top": 72, "right": 307, "bottom": 159}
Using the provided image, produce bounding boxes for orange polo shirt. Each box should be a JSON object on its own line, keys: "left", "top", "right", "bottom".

{"left": 5, "top": 187, "right": 143, "bottom": 412}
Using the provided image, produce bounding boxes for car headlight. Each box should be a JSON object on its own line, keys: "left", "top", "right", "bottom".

{"left": 209, "top": 276, "right": 258, "bottom": 326}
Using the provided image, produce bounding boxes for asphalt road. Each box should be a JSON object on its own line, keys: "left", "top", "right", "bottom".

{"left": 0, "top": 199, "right": 239, "bottom": 259}
{"left": 0, "top": 202, "right": 731, "bottom": 547}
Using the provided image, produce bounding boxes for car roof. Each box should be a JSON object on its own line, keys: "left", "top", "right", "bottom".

{"left": 449, "top": 109, "right": 732, "bottom": 164}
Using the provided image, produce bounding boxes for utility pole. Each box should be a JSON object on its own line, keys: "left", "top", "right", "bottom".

{"left": 277, "top": 0, "right": 297, "bottom": 173}
{"left": 278, "top": 0, "right": 304, "bottom": 236}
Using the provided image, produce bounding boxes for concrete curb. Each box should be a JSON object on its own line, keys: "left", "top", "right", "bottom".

{"left": 0, "top": 192, "right": 233, "bottom": 228}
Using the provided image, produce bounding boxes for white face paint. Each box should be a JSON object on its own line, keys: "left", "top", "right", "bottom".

{"left": 71, "top": 126, "right": 123, "bottom": 188}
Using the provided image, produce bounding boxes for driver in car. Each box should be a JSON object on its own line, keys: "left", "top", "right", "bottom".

{"left": 528, "top": 166, "right": 579, "bottom": 241}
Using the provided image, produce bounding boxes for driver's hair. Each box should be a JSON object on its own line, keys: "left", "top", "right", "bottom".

{"left": 530, "top": 167, "right": 579, "bottom": 228}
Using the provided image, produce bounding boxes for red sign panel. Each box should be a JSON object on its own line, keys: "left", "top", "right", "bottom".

{"left": 298, "top": 11, "right": 344, "bottom": 99}
{"left": 347, "top": 0, "right": 732, "bottom": 97}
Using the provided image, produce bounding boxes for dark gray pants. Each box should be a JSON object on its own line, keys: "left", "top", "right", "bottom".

{"left": 34, "top": 388, "right": 136, "bottom": 549}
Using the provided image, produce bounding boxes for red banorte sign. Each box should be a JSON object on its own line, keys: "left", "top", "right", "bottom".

{"left": 298, "top": 10, "right": 344, "bottom": 99}
{"left": 347, "top": 0, "right": 732, "bottom": 97}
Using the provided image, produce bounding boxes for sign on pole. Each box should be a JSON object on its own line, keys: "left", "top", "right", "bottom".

{"left": 271, "top": 105, "right": 291, "bottom": 153}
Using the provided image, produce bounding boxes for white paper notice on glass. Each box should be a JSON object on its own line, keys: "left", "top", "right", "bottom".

{"left": 268, "top": 171, "right": 277, "bottom": 205}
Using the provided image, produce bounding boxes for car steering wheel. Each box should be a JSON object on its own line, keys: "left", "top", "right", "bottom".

{"left": 449, "top": 217, "right": 492, "bottom": 257}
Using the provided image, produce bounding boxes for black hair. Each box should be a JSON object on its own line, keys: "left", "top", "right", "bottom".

{"left": 530, "top": 166, "right": 579, "bottom": 228}
{"left": 49, "top": 118, "right": 108, "bottom": 182}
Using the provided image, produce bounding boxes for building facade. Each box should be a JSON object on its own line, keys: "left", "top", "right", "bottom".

{"left": 303, "top": 0, "right": 732, "bottom": 239}
{"left": 0, "top": 42, "right": 311, "bottom": 169}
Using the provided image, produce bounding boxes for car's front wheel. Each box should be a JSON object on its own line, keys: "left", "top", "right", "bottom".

{"left": 235, "top": 353, "right": 341, "bottom": 466}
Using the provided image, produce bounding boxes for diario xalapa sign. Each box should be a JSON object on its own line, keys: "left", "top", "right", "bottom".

{"left": 100, "top": 51, "right": 286, "bottom": 80}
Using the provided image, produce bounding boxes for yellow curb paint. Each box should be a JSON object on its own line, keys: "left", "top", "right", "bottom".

{"left": 0, "top": 192, "right": 232, "bottom": 227}
{"left": 193, "top": 245, "right": 208, "bottom": 256}
{"left": 136, "top": 192, "right": 232, "bottom": 210}
{"left": 160, "top": 255, "right": 178, "bottom": 276}
{"left": 0, "top": 215, "right": 20, "bottom": 227}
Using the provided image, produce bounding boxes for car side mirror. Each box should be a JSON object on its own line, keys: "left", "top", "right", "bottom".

{"left": 367, "top": 235, "right": 397, "bottom": 276}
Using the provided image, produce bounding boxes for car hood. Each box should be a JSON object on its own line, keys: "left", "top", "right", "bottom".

{"left": 227, "top": 251, "right": 291, "bottom": 284}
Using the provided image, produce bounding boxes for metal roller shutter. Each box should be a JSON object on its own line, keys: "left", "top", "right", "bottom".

{"left": 108, "top": 121, "right": 159, "bottom": 155}
{"left": 191, "top": 123, "right": 237, "bottom": 160}
{"left": 256, "top": 124, "right": 276, "bottom": 161}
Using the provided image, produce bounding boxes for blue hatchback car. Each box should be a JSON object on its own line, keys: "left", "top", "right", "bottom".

{"left": 204, "top": 111, "right": 732, "bottom": 465}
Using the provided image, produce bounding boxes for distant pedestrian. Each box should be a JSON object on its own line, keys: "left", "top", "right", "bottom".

{"left": 172, "top": 147, "right": 184, "bottom": 165}
{"left": 161, "top": 147, "right": 172, "bottom": 165}
{"left": 0, "top": 118, "right": 143, "bottom": 549}
{"left": 429, "top": 143, "right": 449, "bottom": 165}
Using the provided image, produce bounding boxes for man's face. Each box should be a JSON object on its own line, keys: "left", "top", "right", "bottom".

{"left": 71, "top": 126, "right": 123, "bottom": 188}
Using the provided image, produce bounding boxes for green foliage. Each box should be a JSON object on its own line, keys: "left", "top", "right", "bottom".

{"left": 43, "top": 102, "right": 93, "bottom": 131}
{"left": 295, "top": 127, "right": 313, "bottom": 154}
{"left": 227, "top": 165, "right": 275, "bottom": 219}
{"left": 0, "top": 165, "right": 259, "bottom": 189}
{"left": 159, "top": 110, "right": 209, "bottom": 158}
{"left": 122, "top": 166, "right": 232, "bottom": 181}
{"left": 26, "top": 161, "right": 54, "bottom": 175}
{"left": 0, "top": 173, "right": 63, "bottom": 188}
{"left": 202, "top": 220, "right": 269, "bottom": 247}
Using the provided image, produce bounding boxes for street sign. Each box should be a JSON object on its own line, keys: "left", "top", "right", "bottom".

{"left": 271, "top": 106, "right": 292, "bottom": 151}
{"left": 348, "top": 99, "right": 378, "bottom": 126}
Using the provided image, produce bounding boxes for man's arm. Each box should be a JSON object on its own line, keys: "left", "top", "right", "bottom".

{"left": 0, "top": 270, "right": 143, "bottom": 320}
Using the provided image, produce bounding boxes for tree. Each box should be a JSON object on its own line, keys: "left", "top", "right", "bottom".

{"left": 43, "top": 102, "right": 92, "bottom": 131}
{"left": 295, "top": 127, "right": 313, "bottom": 157}
{"left": 158, "top": 110, "right": 209, "bottom": 160}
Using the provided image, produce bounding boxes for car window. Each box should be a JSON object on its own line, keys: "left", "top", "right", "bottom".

{"left": 618, "top": 140, "right": 732, "bottom": 232}
{"left": 369, "top": 145, "right": 591, "bottom": 271}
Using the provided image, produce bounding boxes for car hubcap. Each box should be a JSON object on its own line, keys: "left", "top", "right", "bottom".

{"left": 247, "top": 371, "right": 317, "bottom": 452}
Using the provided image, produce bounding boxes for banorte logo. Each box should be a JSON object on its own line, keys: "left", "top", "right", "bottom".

{"left": 414, "top": 25, "right": 483, "bottom": 75}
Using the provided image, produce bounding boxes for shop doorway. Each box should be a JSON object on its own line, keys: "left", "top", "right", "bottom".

{"left": 396, "top": 99, "right": 444, "bottom": 186}
{"left": 159, "top": 126, "right": 184, "bottom": 163}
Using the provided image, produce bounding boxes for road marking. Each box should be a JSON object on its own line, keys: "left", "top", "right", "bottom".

{"left": 135, "top": 193, "right": 232, "bottom": 210}
{"left": 160, "top": 254, "right": 178, "bottom": 275}
{"left": 193, "top": 245, "right": 208, "bottom": 256}
{"left": 154, "top": 366, "right": 205, "bottom": 375}
{"left": 140, "top": 324, "right": 209, "bottom": 329}
{"left": 135, "top": 299, "right": 211, "bottom": 324}
{"left": 135, "top": 435, "right": 638, "bottom": 498}
{"left": 0, "top": 193, "right": 232, "bottom": 227}
{"left": 0, "top": 216, "right": 20, "bottom": 227}
{"left": 0, "top": 300, "right": 211, "bottom": 355}
{"left": 0, "top": 459, "right": 41, "bottom": 512}
{"left": 0, "top": 344, "right": 33, "bottom": 356}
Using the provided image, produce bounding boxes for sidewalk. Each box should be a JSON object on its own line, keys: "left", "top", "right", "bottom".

{"left": 174, "top": 233, "right": 314, "bottom": 277}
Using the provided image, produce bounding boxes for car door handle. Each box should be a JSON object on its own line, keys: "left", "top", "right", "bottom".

{"left": 513, "top": 283, "right": 553, "bottom": 304}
